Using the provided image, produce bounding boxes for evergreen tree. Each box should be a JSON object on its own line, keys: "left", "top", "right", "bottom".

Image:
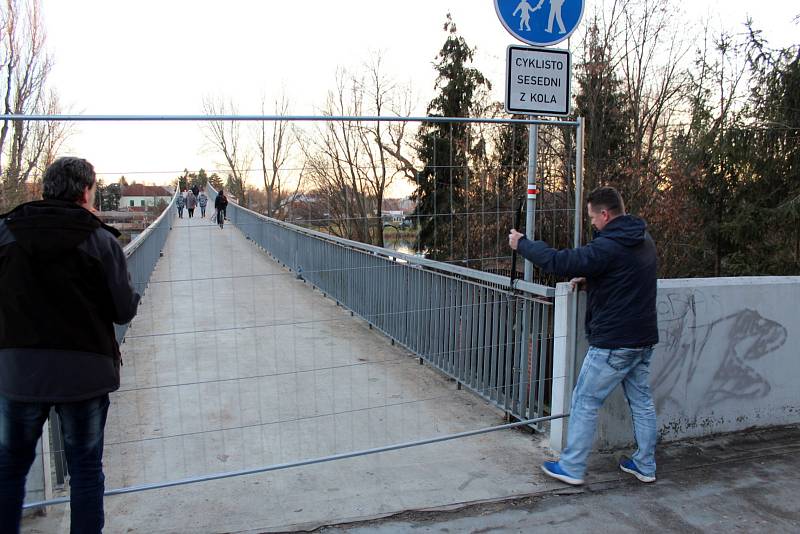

{"left": 722, "top": 32, "right": 800, "bottom": 274}
{"left": 100, "top": 183, "right": 121, "bottom": 211}
{"left": 208, "top": 173, "right": 224, "bottom": 191}
{"left": 413, "top": 14, "right": 491, "bottom": 260}
{"left": 178, "top": 169, "right": 189, "bottom": 192}
{"left": 481, "top": 108, "right": 528, "bottom": 271}
{"left": 669, "top": 29, "right": 799, "bottom": 276}
{"left": 573, "top": 20, "right": 633, "bottom": 197}
{"left": 195, "top": 168, "right": 209, "bottom": 189}
{"left": 671, "top": 34, "right": 749, "bottom": 277}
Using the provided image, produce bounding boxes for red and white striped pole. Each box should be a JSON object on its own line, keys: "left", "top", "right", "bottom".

{"left": 524, "top": 123, "right": 539, "bottom": 282}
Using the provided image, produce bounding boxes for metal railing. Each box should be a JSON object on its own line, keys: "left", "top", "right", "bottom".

{"left": 11, "top": 112, "right": 579, "bottom": 514}
{"left": 220, "top": 189, "right": 557, "bottom": 426}
{"left": 115, "top": 191, "right": 178, "bottom": 341}
{"left": 45, "top": 191, "right": 178, "bottom": 492}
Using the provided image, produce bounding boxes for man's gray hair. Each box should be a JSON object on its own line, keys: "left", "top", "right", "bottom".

{"left": 42, "top": 157, "right": 96, "bottom": 202}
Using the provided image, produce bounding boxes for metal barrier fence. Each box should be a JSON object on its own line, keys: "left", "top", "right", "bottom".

{"left": 14, "top": 114, "right": 581, "bottom": 520}
{"left": 223, "top": 190, "right": 557, "bottom": 426}
{"left": 116, "top": 190, "right": 179, "bottom": 341}
{"left": 41, "top": 191, "right": 178, "bottom": 494}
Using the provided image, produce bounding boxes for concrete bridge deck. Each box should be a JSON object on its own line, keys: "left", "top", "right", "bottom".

{"left": 25, "top": 216, "right": 558, "bottom": 533}
{"left": 22, "top": 216, "right": 800, "bottom": 533}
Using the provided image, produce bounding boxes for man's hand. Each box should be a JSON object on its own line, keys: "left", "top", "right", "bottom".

{"left": 508, "top": 229, "right": 525, "bottom": 251}
{"left": 570, "top": 277, "right": 587, "bottom": 291}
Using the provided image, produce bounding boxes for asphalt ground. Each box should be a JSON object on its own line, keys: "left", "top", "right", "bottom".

{"left": 318, "top": 425, "right": 800, "bottom": 533}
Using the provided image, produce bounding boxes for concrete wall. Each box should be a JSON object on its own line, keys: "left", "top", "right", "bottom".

{"left": 551, "top": 276, "right": 800, "bottom": 450}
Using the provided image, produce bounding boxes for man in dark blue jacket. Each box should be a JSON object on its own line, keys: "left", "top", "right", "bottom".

{"left": 0, "top": 157, "right": 140, "bottom": 533}
{"left": 509, "top": 186, "right": 659, "bottom": 486}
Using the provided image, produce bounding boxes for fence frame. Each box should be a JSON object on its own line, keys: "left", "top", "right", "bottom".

{"left": 8, "top": 112, "right": 583, "bottom": 510}
{"left": 222, "top": 186, "right": 557, "bottom": 426}
{"left": 37, "top": 190, "right": 178, "bottom": 503}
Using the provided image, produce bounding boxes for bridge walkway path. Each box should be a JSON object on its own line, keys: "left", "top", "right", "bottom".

{"left": 28, "top": 215, "right": 553, "bottom": 533}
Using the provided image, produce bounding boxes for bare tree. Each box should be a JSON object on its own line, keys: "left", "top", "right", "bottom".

{"left": 24, "top": 91, "right": 72, "bottom": 179}
{"left": 361, "top": 56, "right": 418, "bottom": 178}
{"left": 255, "top": 94, "right": 299, "bottom": 218}
{"left": 618, "top": 0, "right": 690, "bottom": 211}
{"left": 299, "top": 61, "right": 413, "bottom": 245}
{"left": 0, "top": 0, "right": 69, "bottom": 209}
{"left": 202, "top": 97, "right": 251, "bottom": 205}
{"left": 356, "top": 55, "right": 415, "bottom": 246}
{"left": 299, "top": 70, "right": 369, "bottom": 240}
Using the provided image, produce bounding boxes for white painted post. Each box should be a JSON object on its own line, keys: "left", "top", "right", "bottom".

{"left": 550, "top": 281, "right": 588, "bottom": 451}
{"left": 550, "top": 282, "right": 574, "bottom": 451}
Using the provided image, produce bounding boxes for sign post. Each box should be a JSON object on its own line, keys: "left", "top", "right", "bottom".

{"left": 495, "top": 0, "right": 584, "bottom": 281}
{"left": 495, "top": 0, "right": 585, "bottom": 420}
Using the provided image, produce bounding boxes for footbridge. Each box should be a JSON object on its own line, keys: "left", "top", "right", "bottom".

{"left": 24, "top": 189, "right": 572, "bottom": 532}
{"left": 16, "top": 120, "right": 799, "bottom": 533}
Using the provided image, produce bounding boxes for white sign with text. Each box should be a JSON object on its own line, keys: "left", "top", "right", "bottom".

{"left": 505, "top": 46, "right": 571, "bottom": 116}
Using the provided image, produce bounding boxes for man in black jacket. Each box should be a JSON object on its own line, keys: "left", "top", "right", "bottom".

{"left": 0, "top": 157, "right": 140, "bottom": 533}
{"left": 509, "top": 186, "right": 659, "bottom": 486}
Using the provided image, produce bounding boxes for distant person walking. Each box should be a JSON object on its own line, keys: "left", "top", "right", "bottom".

{"left": 215, "top": 188, "right": 228, "bottom": 229}
{"left": 175, "top": 190, "right": 186, "bottom": 218}
{"left": 0, "top": 157, "right": 140, "bottom": 533}
{"left": 186, "top": 190, "right": 197, "bottom": 218}
{"left": 509, "top": 186, "right": 659, "bottom": 486}
{"left": 198, "top": 191, "right": 208, "bottom": 218}
{"left": 191, "top": 184, "right": 200, "bottom": 198}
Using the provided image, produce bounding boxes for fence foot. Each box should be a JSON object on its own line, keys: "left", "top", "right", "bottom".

{"left": 457, "top": 381, "right": 462, "bottom": 390}
{"left": 419, "top": 357, "right": 424, "bottom": 365}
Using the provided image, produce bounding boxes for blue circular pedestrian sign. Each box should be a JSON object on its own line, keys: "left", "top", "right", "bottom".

{"left": 495, "top": 0, "right": 585, "bottom": 47}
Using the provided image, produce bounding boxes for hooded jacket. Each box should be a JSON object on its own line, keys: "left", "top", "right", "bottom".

{"left": 0, "top": 200, "right": 141, "bottom": 402}
{"left": 517, "top": 214, "right": 658, "bottom": 349}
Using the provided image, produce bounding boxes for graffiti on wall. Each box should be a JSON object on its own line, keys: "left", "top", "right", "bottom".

{"left": 652, "top": 292, "right": 787, "bottom": 416}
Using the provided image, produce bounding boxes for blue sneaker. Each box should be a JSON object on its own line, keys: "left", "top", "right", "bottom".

{"left": 619, "top": 457, "right": 656, "bottom": 483}
{"left": 541, "top": 461, "right": 584, "bottom": 486}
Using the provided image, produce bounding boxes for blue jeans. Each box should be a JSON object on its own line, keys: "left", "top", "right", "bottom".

{"left": 0, "top": 394, "right": 109, "bottom": 534}
{"left": 559, "top": 346, "right": 657, "bottom": 479}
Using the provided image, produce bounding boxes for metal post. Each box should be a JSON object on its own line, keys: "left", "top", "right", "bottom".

{"left": 574, "top": 117, "right": 584, "bottom": 248}
{"left": 524, "top": 124, "right": 538, "bottom": 281}
{"left": 518, "top": 123, "right": 538, "bottom": 411}
{"left": 570, "top": 116, "right": 586, "bottom": 396}
{"left": 49, "top": 410, "right": 67, "bottom": 485}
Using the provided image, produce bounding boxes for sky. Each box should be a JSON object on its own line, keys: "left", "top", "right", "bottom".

{"left": 41, "top": 1, "right": 799, "bottom": 195}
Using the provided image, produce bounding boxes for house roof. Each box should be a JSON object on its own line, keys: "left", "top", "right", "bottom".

{"left": 121, "top": 184, "right": 173, "bottom": 197}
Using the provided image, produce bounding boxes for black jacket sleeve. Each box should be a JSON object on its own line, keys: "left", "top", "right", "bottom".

{"left": 99, "top": 234, "right": 141, "bottom": 324}
{"left": 516, "top": 237, "right": 613, "bottom": 278}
